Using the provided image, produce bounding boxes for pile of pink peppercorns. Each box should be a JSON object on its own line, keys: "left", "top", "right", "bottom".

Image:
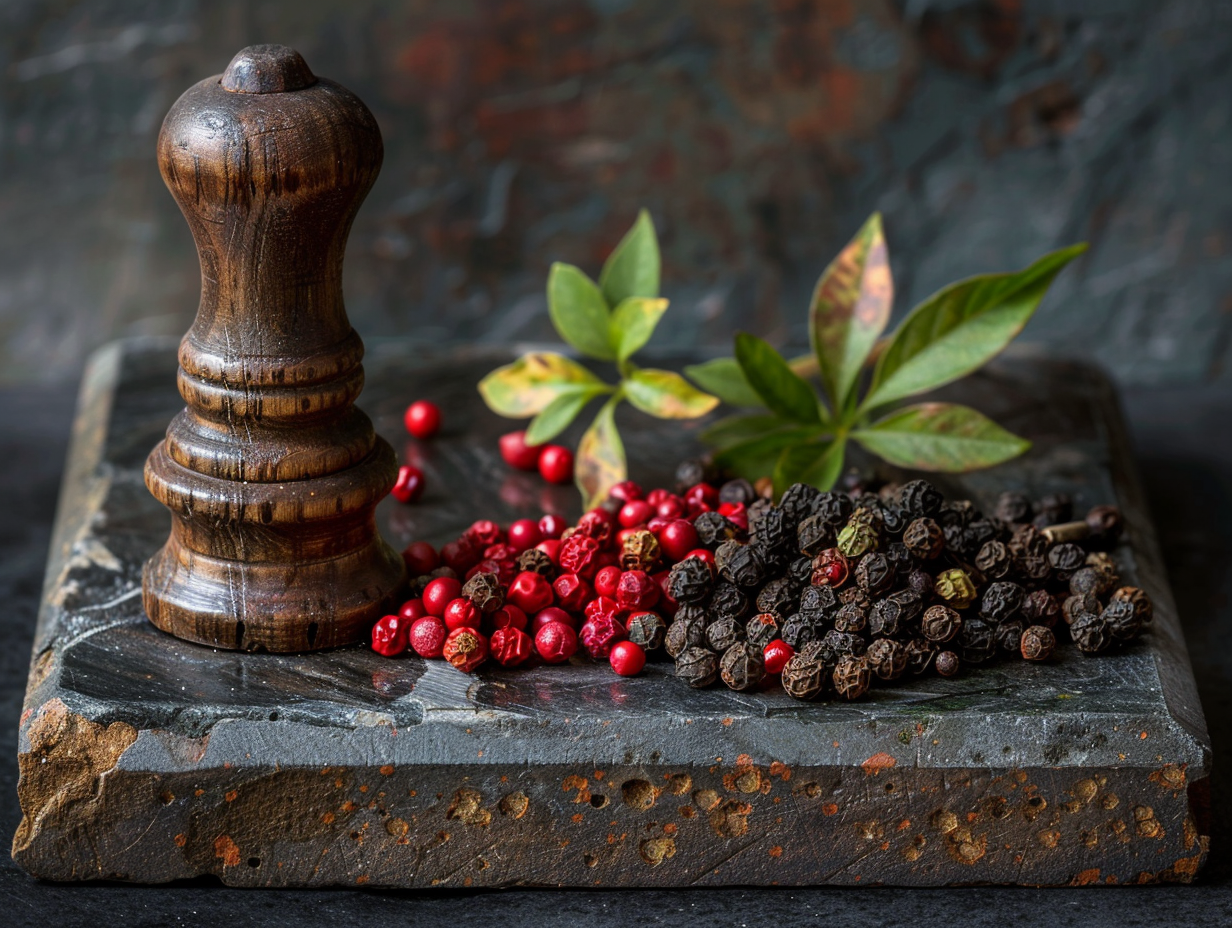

{"left": 371, "top": 472, "right": 745, "bottom": 679}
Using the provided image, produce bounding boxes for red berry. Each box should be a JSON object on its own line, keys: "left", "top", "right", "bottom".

{"left": 609, "top": 640, "right": 646, "bottom": 677}
{"left": 617, "top": 570, "right": 660, "bottom": 611}
{"left": 533, "top": 606, "right": 576, "bottom": 632}
{"left": 468, "top": 520, "right": 505, "bottom": 546}
{"left": 398, "top": 598, "right": 428, "bottom": 621}
{"left": 370, "top": 615, "right": 408, "bottom": 657}
{"left": 536, "top": 538, "right": 562, "bottom": 563}
{"left": 594, "top": 565, "right": 622, "bottom": 598}
{"left": 391, "top": 465, "right": 425, "bottom": 503}
{"left": 656, "top": 496, "right": 685, "bottom": 520}
{"left": 719, "top": 501, "right": 748, "bottom": 531}
{"left": 490, "top": 626, "right": 534, "bottom": 667}
{"left": 646, "top": 516, "right": 671, "bottom": 535}
{"left": 490, "top": 604, "right": 528, "bottom": 632}
{"left": 581, "top": 612, "right": 627, "bottom": 659}
{"left": 813, "top": 548, "right": 849, "bottom": 587}
{"left": 444, "top": 597, "right": 481, "bottom": 632}
{"left": 609, "top": 480, "right": 644, "bottom": 503}
{"left": 403, "top": 400, "right": 441, "bottom": 439}
{"left": 646, "top": 488, "right": 672, "bottom": 507}
{"left": 440, "top": 537, "right": 482, "bottom": 573}
{"left": 619, "top": 500, "right": 654, "bottom": 529}
{"left": 686, "top": 483, "right": 719, "bottom": 509}
{"left": 538, "top": 513, "right": 567, "bottom": 539}
{"left": 576, "top": 509, "right": 616, "bottom": 545}
{"left": 763, "top": 639, "right": 795, "bottom": 675}
{"left": 408, "top": 615, "right": 447, "bottom": 658}
{"left": 507, "top": 571, "right": 554, "bottom": 613}
{"left": 538, "top": 445, "right": 574, "bottom": 484}
{"left": 422, "top": 578, "right": 462, "bottom": 617}
{"left": 507, "top": 518, "right": 542, "bottom": 553}
{"left": 659, "top": 519, "right": 700, "bottom": 563}
{"left": 534, "top": 621, "right": 578, "bottom": 663}
{"left": 553, "top": 573, "right": 593, "bottom": 613}
{"left": 653, "top": 570, "right": 678, "bottom": 618}
{"left": 594, "top": 550, "right": 621, "bottom": 572}
{"left": 402, "top": 541, "right": 439, "bottom": 575}
{"left": 500, "top": 430, "right": 543, "bottom": 471}
{"left": 685, "top": 548, "right": 715, "bottom": 569}
{"left": 558, "top": 534, "right": 600, "bottom": 577}
{"left": 443, "top": 628, "right": 488, "bottom": 673}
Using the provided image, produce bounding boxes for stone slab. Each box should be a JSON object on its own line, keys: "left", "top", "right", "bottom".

{"left": 11, "top": 338, "right": 1211, "bottom": 887}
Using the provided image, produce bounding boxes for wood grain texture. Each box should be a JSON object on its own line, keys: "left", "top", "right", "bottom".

{"left": 141, "top": 45, "right": 406, "bottom": 653}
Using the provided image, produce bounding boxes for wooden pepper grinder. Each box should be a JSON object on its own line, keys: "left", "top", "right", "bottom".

{"left": 142, "top": 45, "right": 406, "bottom": 652}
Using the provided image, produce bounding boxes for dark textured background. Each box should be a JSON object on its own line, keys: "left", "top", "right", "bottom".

{"left": 3, "top": 0, "right": 1232, "bottom": 384}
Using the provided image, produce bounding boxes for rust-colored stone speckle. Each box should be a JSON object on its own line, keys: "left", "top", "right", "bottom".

{"left": 174, "top": 833, "right": 187, "bottom": 848}
{"left": 498, "top": 791, "right": 528, "bottom": 819}
{"left": 621, "top": 779, "right": 657, "bottom": 810}
{"left": 861, "top": 753, "right": 897, "bottom": 776}
{"left": 639, "top": 836, "right": 675, "bottom": 866}
{"left": 446, "top": 788, "right": 491, "bottom": 826}
{"left": 1071, "top": 868, "right": 1101, "bottom": 886}
{"left": 213, "top": 835, "right": 241, "bottom": 868}
{"left": 709, "top": 800, "right": 751, "bottom": 838}
{"left": 1149, "top": 764, "right": 1187, "bottom": 791}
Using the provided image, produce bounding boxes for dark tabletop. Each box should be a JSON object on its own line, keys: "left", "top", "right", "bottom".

{"left": 2, "top": 377, "right": 1230, "bottom": 927}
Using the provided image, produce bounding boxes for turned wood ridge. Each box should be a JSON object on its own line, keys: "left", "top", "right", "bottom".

{"left": 143, "top": 45, "right": 406, "bottom": 652}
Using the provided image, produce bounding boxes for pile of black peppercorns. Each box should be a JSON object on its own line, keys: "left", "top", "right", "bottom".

{"left": 663, "top": 467, "right": 1153, "bottom": 700}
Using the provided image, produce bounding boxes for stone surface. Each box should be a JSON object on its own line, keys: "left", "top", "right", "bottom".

{"left": 4, "top": 1, "right": 1232, "bottom": 386}
{"left": 11, "top": 338, "right": 1210, "bottom": 888}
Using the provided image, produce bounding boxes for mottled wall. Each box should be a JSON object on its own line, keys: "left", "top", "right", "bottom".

{"left": 2, "top": 0, "right": 1231, "bottom": 384}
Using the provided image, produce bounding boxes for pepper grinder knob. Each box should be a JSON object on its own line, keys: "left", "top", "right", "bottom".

{"left": 142, "top": 45, "right": 406, "bottom": 652}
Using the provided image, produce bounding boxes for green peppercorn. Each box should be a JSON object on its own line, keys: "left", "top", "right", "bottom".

{"left": 837, "top": 520, "right": 879, "bottom": 558}
{"left": 934, "top": 568, "right": 977, "bottom": 609}
{"left": 620, "top": 528, "right": 661, "bottom": 572}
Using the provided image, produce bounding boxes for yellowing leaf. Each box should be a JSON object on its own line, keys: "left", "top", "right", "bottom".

{"left": 478, "top": 352, "right": 604, "bottom": 418}
{"left": 623, "top": 369, "right": 719, "bottom": 419}
{"left": 576, "top": 399, "right": 626, "bottom": 510}
{"left": 809, "top": 213, "right": 893, "bottom": 411}
{"left": 852, "top": 402, "right": 1030, "bottom": 471}
{"left": 610, "top": 297, "right": 669, "bottom": 362}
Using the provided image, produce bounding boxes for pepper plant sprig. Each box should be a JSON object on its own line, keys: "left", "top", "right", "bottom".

{"left": 685, "top": 214, "right": 1087, "bottom": 495}
{"left": 480, "top": 211, "right": 718, "bottom": 508}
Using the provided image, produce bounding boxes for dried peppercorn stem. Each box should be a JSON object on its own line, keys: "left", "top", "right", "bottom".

{"left": 1041, "top": 521, "right": 1091, "bottom": 544}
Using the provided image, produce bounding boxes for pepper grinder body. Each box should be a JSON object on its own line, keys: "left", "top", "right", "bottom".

{"left": 142, "top": 45, "right": 406, "bottom": 652}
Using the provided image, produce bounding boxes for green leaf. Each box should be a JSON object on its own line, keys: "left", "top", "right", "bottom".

{"left": 864, "top": 244, "right": 1087, "bottom": 410}
{"left": 479, "top": 352, "right": 605, "bottom": 417}
{"left": 524, "top": 386, "right": 610, "bottom": 445}
{"left": 809, "top": 213, "right": 893, "bottom": 412}
{"left": 734, "top": 333, "right": 825, "bottom": 425}
{"left": 684, "top": 357, "right": 765, "bottom": 408}
{"left": 623, "top": 369, "right": 719, "bottom": 419}
{"left": 712, "top": 426, "right": 820, "bottom": 481}
{"left": 576, "top": 398, "right": 627, "bottom": 510}
{"left": 773, "top": 436, "right": 847, "bottom": 496}
{"left": 598, "top": 209, "right": 660, "bottom": 307}
{"left": 547, "top": 263, "right": 616, "bottom": 361}
{"left": 700, "top": 413, "right": 793, "bottom": 449}
{"left": 610, "top": 297, "right": 669, "bottom": 362}
{"left": 852, "top": 402, "right": 1031, "bottom": 472}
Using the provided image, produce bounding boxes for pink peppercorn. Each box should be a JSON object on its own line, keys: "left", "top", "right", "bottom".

{"left": 371, "top": 615, "right": 408, "bottom": 657}
{"left": 408, "top": 616, "right": 447, "bottom": 659}
{"left": 609, "top": 640, "right": 646, "bottom": 677}
{"left": 490, "top": 626, "right": 534, "bottom": 667}
{"left": 534, "top": 621, "right": 578, "bottom": 663}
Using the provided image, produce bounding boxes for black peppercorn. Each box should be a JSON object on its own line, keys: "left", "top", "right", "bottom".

{"left": 1019, "top": 553, "right": 1052, "bottom": 584}
{"left": 665, "top": 610, "right": 708, "bottom": 658}
{"left": 716, "top": 540, "right": 768, "bottom": 588}
{"left": 937, "top": 499, "right": 976, "bottom": 529}
{"left": 966, "top": 519, "right": 1003, "bottom": 553}
{"left": 855, "top": 552, "right": 896, "bottom": 596}
{"left": 667, "top": 556, "right": 715, "bottom": 604}
{"left": 880, "top": 506, "right": 910, "bottom": 536}
{"left": 745, "top": 613, "right": 781, "bottom": 651}
{"left": 675, "top": 647, "right": 719, "bottom": 687}
{"left": 708, "top": 581, "right": 751, "bottom": 624}
{"left": 797, "top": 513, "right": 836, "bottom": 557}
{"left": 515, "top": 547, "right": 555, "bottom": 578}
{"left": 898, "top": 479, "right": 944, "bottom": 518}
{"left": 980, "top": 581, "right": 1025, "bottom": 622}
{"left": 995, "top": 491, "right": 1033, "bottom": 525}
{"left": 1008, "top": 523, "right": 1048, "bottom": 561}
{"left": 1047, "top": 542, "right": 1086, "bottom": 578}
{"left": 1020, "top": 624, "right": 1055, "bottom": 661}
{"left": 834, "top": 602, "right": 868, "bottom": 634}
{"left": 935, "top": 650, "right": 960, "bottom": 677}
{"left": 921, "top": 604, "right": 962, "bottom": 643}
{"left": 1062, "top": 592, "right": 1101, "bottom": 625}
{"left": 905, "top": 568, "right": 935, "bottom": 601}
{"left": 626, "top": 611, "right": 667, "bottom": 651}
{"left": 839, "top": 586, "right": 872, "bottom": 611}
{"left": 944, "top": 523, "right": 971, "bottom": 558}
{"left": 750, "top": 504, "right": 792, "bottom": 554}
{"left": 1111, "top": 586, "right": 1153, "bottom": 626}
{"left": 1102, "top": 599, "right": 1143, "bottom": 641}
{"left": 993, "top": 617, "right": 1027, "bottom": 653}
{"left": 719, "top": 478, "right": 757, "bottom": 507}
{"left": 675, "top": 457, "right": 713, "bottom": 493}
{"left": 1068, "top": 567, "right": 1103, "bottom": 597}
{"left": 1034, "top": 492, "right": 1073, "bottom": 527}
{"left": 461, "top": 571, "right": 505, "bottom": 614}
{"left": 756, "top": 577, "right": 799, "bottom": 619}
{"left": 1022, "top": 589, "right": 1061, "bottom": 628}
{"left": 1084, "top": 552, "right": 1120, "bottom": 594}
{"left": 975, "top": 540, "right": 1013, "bottom": 580}
{"left": 869, "top": 591, "right": 922, "bottom": 638}
{"left": 959, "top": 617, "right": 996, "bottom": 664}
{"left": 904, "top": 638, "right": 937, "bottom": 675}
{"left": 1070, "top": 611, "right": 1112, "bottom": 654}
{"left": 779, "top": 482, "right": 822, "bottom": 527}
{"left": 781, "top": 645, "right": 829, "bottom": 700}
{"left": 903, "top": 518, "right": 945, "bottom": 560}
{"left": 814, "top": 491, "right": 854, "bottom": 529}
{"left": 832, "top": 656, "right": 871, "bottom": 700}
{"left": 695, "top": 510, "right": 738, "bottom": 546}
{"left": 1085, "top": 504, "right": 1123, "bottom": 548}
{"left": 867, "top": 638, "right": 907, "bottom": 681}
{"left": 720, "top": 642, "right": 765, "bottom": 691}
{"left": 822, "top": 629, "right": 867, "bottom": 656}
{"left": 705, "top": 615, "right": 744, "bottom": 652}
{"left": 799, "top": 584, "right": 839, "bottom": 618}
{"left": 787, "top": 556, "right": 814, "bottom": 589}
{"left": 779, "top": 612, "right": 827, "bottom": 649}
